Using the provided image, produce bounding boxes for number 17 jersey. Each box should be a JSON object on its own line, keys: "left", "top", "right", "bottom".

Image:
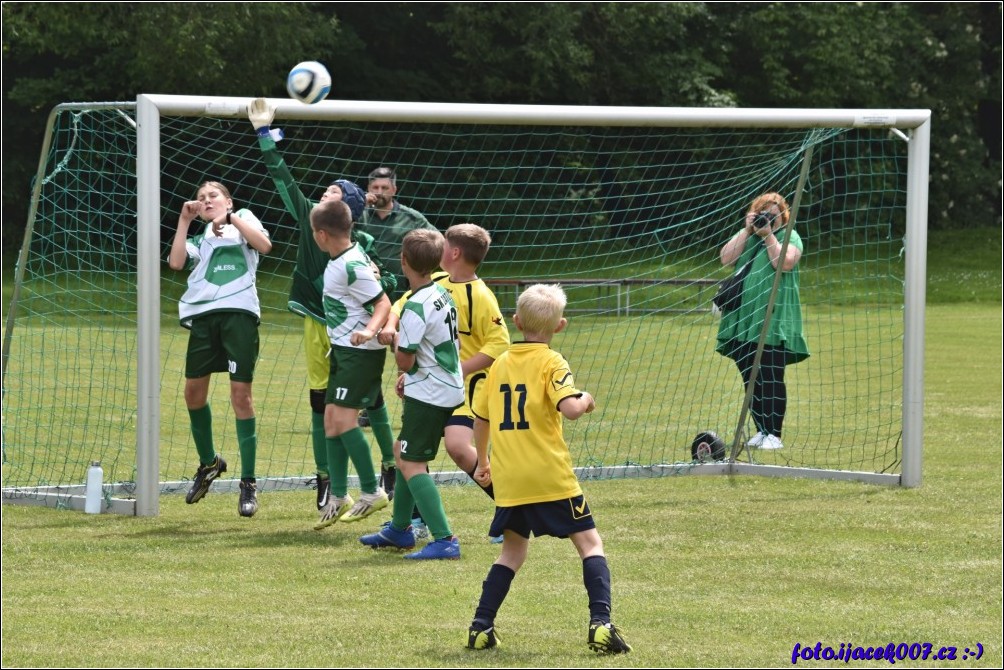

{"left": 472, "top": 341, "right": 584, "bottom": 507}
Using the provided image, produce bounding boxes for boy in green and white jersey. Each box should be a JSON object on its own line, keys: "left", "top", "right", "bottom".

{"left": 167, "top": 181, "right": 272, "bottom": 518}
{"left": 359, "top": 228, "right": 465, "bottom": 560}
{"left": 309, "top": 199, "right": 392, "bottom": 528}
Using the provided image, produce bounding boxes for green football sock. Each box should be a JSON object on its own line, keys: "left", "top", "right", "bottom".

{"left": 407, "top": 472, "right": 452, "bottom": 540}
{"left": 311, "top": 411, "right": 328, "bottom": 477}
{"left": 366, "top": 404, "right": 396, "bottom": 466}
{"left": 325, "top": 435, "right": 349, "bottom": 498}
{"left": 188, "top": 404, "right": 216, "bottom": 465}
{"left": 341, "top": 427, "right": 379, "bottom": 493}
{"left": 236, "top": 416, "right": 257, "bottom": 480}
{"left": 391, "top": 471, "right": 416, "bottom": 530}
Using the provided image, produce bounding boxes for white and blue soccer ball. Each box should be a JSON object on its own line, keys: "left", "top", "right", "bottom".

{"left": 286, "top": 61, "right": 331, "bottom": 105}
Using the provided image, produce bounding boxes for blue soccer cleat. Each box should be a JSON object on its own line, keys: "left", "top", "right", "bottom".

{"left": 360, "top": 524, "right": 416, "bottom": 550}
{"left": 404, "top": 536, "right": 460, "bottom": 560}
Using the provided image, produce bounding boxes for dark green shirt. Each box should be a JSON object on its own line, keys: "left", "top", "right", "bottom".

{"left": 357, "top": 201, "right": 438, "bottom": 296}
{"left": 716, "top": 228, "right": 809, "bottom": 364}
{"left": 256, "top": 135, "right": 395, "bottom": 322}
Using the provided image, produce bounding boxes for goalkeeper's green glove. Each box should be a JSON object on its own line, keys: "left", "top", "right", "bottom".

{"left": 248, "top": 98, "right": 280, "bottom": 139}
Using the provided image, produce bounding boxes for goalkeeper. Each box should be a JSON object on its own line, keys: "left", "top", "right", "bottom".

{"left": 247, "top": 98, "right": 400, "bottom": 522}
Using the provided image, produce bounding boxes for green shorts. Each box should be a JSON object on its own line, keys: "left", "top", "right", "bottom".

{"left": 397, "top": 397, "right": 457, "bottom": 462}
{"left": 185, "top": 311, "right": 259, "bottom": 382}
{"left": 326, "top": 345, "right": 387, "bottom": 409}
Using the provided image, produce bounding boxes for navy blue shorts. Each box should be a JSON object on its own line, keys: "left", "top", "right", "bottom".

{"left": 488, "top": 495, "right": 596, "bottom": 539}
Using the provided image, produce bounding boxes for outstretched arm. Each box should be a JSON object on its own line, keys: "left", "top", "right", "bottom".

{"left": 248, "top": 98, "right": 313, "bottom": 229}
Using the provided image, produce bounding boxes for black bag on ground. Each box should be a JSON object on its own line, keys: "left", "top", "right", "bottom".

{"left": 713, "top": 260, "right": 752, "bottom": 313}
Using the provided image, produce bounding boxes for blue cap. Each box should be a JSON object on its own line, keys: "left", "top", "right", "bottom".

{"left": 332, "top": 179, "right": 365, "bottom": 221}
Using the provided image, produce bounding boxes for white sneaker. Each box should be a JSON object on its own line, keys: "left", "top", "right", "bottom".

{"left": 760, "top": 434, "right": 784, "bottom": 450}
{"left": 746, "top": 432, "right": 767, "bottom": 448}
{"left": 313, "top": 494, "right": 354, "bottom": 530}
{"left": 340, "top": 487, "right": 389, "bottom": 523}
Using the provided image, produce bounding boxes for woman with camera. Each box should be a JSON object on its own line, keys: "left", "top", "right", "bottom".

{"left": 716, "top": 192, "right": 809, "bottom": 451}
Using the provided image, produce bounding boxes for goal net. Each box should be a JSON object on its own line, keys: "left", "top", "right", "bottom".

{"left": 2, "top": 97, "right": 929, "bottom": 515}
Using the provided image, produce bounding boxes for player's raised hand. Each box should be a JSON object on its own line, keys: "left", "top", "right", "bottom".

{"left": 248, "top": 98, "right": 276, "bottom": 132}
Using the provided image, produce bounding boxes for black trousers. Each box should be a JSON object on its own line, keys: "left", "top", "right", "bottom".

{"left": 726, "top": 340, "right": 788, "bottom": 438}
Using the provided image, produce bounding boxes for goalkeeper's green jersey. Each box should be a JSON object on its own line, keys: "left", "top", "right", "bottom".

{"left": 256, "top": 135, "right": 395, "bottom": 323}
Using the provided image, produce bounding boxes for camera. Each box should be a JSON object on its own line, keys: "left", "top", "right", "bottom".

{"left": 752, "top": 211, "right": 775, "bottom": 229}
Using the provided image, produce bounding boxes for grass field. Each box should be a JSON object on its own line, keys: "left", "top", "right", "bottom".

{"left": 2, "top": 226, "right": 1001, "bottom": 666}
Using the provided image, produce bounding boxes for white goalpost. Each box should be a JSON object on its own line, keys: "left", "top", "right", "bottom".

{"left": 3, "top": 95, "right": 930, "bottom": 516}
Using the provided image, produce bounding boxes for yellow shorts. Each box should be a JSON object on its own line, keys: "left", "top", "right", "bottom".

{"left": 304, "top": 318, "right": 330, "bottom": 390}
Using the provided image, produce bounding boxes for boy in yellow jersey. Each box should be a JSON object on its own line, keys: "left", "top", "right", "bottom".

{"left": 379, "top": 224, "right": 510, "bottom": 538}
{"left": 467, "top": 284, "right": 631, "bottom": 655}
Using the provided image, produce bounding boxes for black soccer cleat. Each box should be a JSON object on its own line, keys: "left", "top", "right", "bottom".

{"left": 185, "top": 455, "right": 227, "bottom": 504}
{"left": 380, "top": 464, "right": 396, "bottom": 502}
{"left": 315, "top": 475, "right": 330, "bottom": 511}
{"left": 588, "top": 621, "right": 631, "bottom": 654}
{"left": 466, "top": 625, "right": 500, "bottom": 650}
{"left": 238, "top": 478, "right": 259, "bottom": 518}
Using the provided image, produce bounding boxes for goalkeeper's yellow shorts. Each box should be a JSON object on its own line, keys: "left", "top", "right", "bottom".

{"left": 304, "top": 318, "right": 330, "bottom": 391}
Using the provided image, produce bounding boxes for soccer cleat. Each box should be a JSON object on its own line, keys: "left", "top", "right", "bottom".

{"left": 404, "top": 535, "right": 461, "bottom": 560}
{"left": 340, "top": 488, "right": 389, "bottom": 523}
{"left": 588, "top": 621, "right": 632, "bottom": 654}
{"left": 315, "top": 475, "right": 330, "bottom": 511}
{"left": 313, "top": 494, "right": 354, "bottom": 530}
{"left": 238, "top": 478, "right": 259, "bottom": 517}
{"left": 357, "top": 409, "right": 371, "bottom": 428}
{"left": 746, "top": 431, "right": 767, "bottom": 448}
{"left": 379, "top": 464, "right": 396, "bottom": 502}
{"left": 489, "top": 534, "right": 503, "bottom": 544}
{"left": 759, "top": 434, "right": 785, "bottom": 450}
{"left": 466, "top": 625, "right": 500, "bottom": 650}
{"left": 360, "top": 524, "right": 416, "bottom": 550}
{"left": 185, "top": 455, "right": 227, "bottom": 504}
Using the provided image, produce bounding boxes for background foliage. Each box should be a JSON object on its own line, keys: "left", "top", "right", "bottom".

{"left": 2, "top": 2, "right": 1001, "bottom": 257}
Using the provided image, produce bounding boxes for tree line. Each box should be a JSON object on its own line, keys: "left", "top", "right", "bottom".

{"left": 2, "top": 2, "right": 1000, "bottom": 255}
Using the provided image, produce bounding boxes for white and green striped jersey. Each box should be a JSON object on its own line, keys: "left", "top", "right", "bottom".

{"left": 177, "top": 208, "right": 268, "bottom": 328}
{"left": 397, "top": 282, "right": 464, "bottom": 408}
{"left": 322, "top": 242, "right": 387, "bottom": 351}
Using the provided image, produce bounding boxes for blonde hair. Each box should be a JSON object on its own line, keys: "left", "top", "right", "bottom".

{"left": 748, "top": 192, "right": 791, "bottom": 227}
{"left": 445, "top": 223, "right": 491, "bottom": 266}
{"left": 516, "top": 284, "right": 566, "bottom": 334}
{"left": 402, "top": 229, "right": 445, "bottom": 275}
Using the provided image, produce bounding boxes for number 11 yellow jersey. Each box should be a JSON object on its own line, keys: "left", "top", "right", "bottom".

{"left": 472, "top": 342, "right": 584, "bottom": 507}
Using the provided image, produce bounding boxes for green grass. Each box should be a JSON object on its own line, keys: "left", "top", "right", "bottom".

{"left": 2, "top": 301, "right": 1001, "bottom": 667}
{"left": 2, "top": 228, "right": 1000, "bottom": 666}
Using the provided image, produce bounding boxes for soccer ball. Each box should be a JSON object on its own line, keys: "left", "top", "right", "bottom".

{"left": 691, "top": 430, "right": 727, "bottom": 462}
{"left": 286, "top": 61, "right": 331, "bottom": 105}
